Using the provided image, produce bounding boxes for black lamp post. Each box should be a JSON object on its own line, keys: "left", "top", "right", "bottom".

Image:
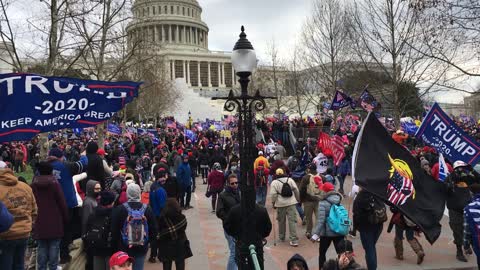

{"left": 213, "top": 26, "right": 274, "bottom": 270}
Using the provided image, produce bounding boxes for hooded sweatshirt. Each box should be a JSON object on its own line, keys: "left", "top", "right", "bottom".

{"left": 176, "top": 162, "right": 192, "bottom": 191}
{"left": 287, "top": 253, "right": 309, "bottom": 270}
{"left": 0, "top": 169, "right": 38, "bottom": 240}
{"left": 314, "top": 191, "right": 343, "bottom": 237}
{"left": 86, "top": 142, "right": 106, "bottom": 188}
{"left": 31, "top": 175, "right": 68, "bottom": 239}
{"left": 81, "top": 180, "right": 99, "bottom": 235}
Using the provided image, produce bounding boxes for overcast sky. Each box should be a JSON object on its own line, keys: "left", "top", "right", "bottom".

{"left": 199, "top": 0, "right": 309, "bottom": 64}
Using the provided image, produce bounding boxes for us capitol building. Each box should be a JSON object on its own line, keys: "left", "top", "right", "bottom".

{"left": 126, "top": 0, "right": 237, "bottom": 91}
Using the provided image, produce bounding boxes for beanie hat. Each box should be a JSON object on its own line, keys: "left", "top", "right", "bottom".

{"left": 420, "top": 159, "right": 429, "bottom": 167}
{"left": 86, "top": 141, "right": 99, "bottom": 154}
{"left": 127, "top": 184, "right": 141, "bottom": 202}
{"left": 213, "top": 162, "right": 221, "bottom": 170}
{"left": 259, "top": 160, "right": 265, "bottom": 166}
{"left": 37, "top": 161, "right": 53, "bottom": 175}
{"left": 275, "top": 168, "right": 284, "bottom": 176}
{"left": 322, "top": 182, "right": 335, "bottom": 193}
{"left": 49, "top": 148, "right": 64, "bottom": 158}
{"left": 99, "top": 191, "right": 115, "bottom": 206}
{"left": 0, "top": 160, "right": 7, "bottom": 169}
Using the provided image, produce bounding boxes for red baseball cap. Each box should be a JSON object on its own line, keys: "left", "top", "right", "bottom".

{"left": 97, "top": 148, "right": 107, "bottom": 156}
{"left": 109, "top": 251, "right": 134, "bottom": 268}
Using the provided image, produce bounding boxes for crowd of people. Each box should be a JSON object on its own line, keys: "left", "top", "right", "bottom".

{"left": 1, "top": 111, "right": 480, "bottom": 270}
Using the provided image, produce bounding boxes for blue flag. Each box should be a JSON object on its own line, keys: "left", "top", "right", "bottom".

{"left": 107, "top": 124, "right": 122, "bottom": 135}
{"left": 358, "top": 89, "right": 380, "bottom": 112}
{"left": 438, "top": 153, "right": 449, "bottom": 182}
{"left": 185, "top": 129, "right": 196, "bottom": 142}
{"left": 416, "top": 103, "right": 480, "bottom": 165}
{"left": 330, "top": 90, "right": 353, "bottom": 111}
{"left": 0, "top": 73, "right": 140, "bottom": 142}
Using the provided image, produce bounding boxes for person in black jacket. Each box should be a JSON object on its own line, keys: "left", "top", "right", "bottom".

{"left": 224, "top": 202, "right": 272, "bottom": 270}
{"left": 85, "top": 191, "right": 116, "bottom": 270}
{"left": 110, "top": 184, "right": 156, "bottom": 270}
{"left": 86, "top": 141, "right": 107, "bottom": 189}
{"left": 216, "top": 174, "right": 241, "bottom": 270}
{"left": 157, "top": 198, "right": 192, "bottom": 270}
{"left": 352, "top": 189, "right": 385, "bottom": 270}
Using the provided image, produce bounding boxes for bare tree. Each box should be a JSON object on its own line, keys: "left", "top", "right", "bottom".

{"left": 302, "top": 0, "right": 352, "bottom": 109}
{"left": 349, "top": 0, "right": 449, "bottom": 127}
{"left": 287, "top": 45, "right": 312, "bottom": 119}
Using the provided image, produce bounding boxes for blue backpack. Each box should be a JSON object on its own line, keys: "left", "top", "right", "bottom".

{"left": 121, "top": 203, "right": 149, "bottom": 248}
{"left": 327, "top": 203, "right": 351, "bottom": 236}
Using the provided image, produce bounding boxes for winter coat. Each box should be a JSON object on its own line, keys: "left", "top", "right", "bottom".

{"left": 176, "top": 162, "right": 192, "bottom": 191}
{"left": 0, "top": 201, "right": 13, "bottom": 233}
{"left": 313, "top": 191, "right": 343, "bottom": 237}
{"left": 216, "top": 188, "right": 241, "bottom": 222}
{"left": 86, "top": 150, "right": 106, "bottom": 189}
{"left": 268, "top": 160, "right": 288, "bottom": 180}
{"left": 254, "top": 166, "right": 269, "bottom": 187}
{"left": 287, "top": 254, "right": 309, "bottom": 270}
{"left": 223, "top": 204, "right": 271, "bottom": 246}
{"left": 81, "top": 180, "right": 99, "bottom": 235}
{"left": 110, "top": 202, "right": 157, "bottom": 257}
{"left": 31, "top": 175, "right": 68, "bottom": 240}
{"left": 353, "top": 190, "right": 385, "bottom": 232}
{"left": 173, "top": 155, "right": 182, "bottom": 173}
{"left": 0, "top": 169, "right": 38, "bottom": 240}
{"left": 85, "top": 207, "right": 114, "bottom": 256}
{"left": 197, "top": 151, "right": 210, "bottom": 166}
{"left": 157, "top": 210, "right": 192, "bottom": 262}
{"left": 254, "top": 156, "right": 270, "bottom": 170}
{"left": 49, "top": 156, "right": 87, "bottom": 208}
{"left": 445, "top": 170, "right": 480, "bottom": 211}
{"left": 299, "top": 174, "right": 324, "bottom": 203}
{"left": 207, "top": 170, "right": 225, "bottom": 191}
{"left": 269, "top": 177, "right": 299, "bottom": 208}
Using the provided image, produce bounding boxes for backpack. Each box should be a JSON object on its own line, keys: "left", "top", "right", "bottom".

{"left": 367, "top": 196, "right": 387, "bottom": 225}
{"left": 121, "top": 203, "right": 149, "bottom": 248}
{"left": 83, "top": 215, "right": 111, "bottom": 249}
{"left": 279, "top": 178, "right": 293, "bottom": 197}
{"left": 327, "top": 203, "right": 351, "bottom": 236}
{"left": 256, "top": 167, "right": 266, "bottom": 186}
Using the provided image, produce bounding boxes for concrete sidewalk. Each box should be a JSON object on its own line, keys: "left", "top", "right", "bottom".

{"left": 144, "top": 176, "right": 478, "bottom": 270}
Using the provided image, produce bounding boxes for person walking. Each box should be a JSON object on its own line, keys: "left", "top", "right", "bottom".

{"left": 0, "top": 160, "right": 38, "bottom": 270}
{"left": 269, "top": 168, "right": 300, "bottom": 247}
{"left": 352, "top": 189, "right": 386, "bottom": 270}
{"left": 216, "top": 174, "right": 241, "bottom": 270}
{"left": 254, "top": 151, "right": 270, "bottom": 171}
{"left": 310, "top": 182, "right": 345, "bottom": 267}
{"left": 464, "top": 183, "right": 480, "bottom": 269}
{"left": 390, "top": 210, "right": 425, "bottom": 264}
{"left": 177, "top": 155, "right": 193, "bottom": 209}
{"left": 31, "top": 161, "right": 68, "bottom": 270}
{"left": 147, "top": 173, "right": 167, "bottom": 263}
{"left": 207, "top": 163, "right": 225, "bottom": 212}
{"left": 254, "top": 160, "right": 269, "bottom": 206}
{"left": 84, "top": 191, "right": 116, "bottom": 270}
{"left": 157, "top": 198, "right": 193, "bottom": 270}
{"left": 110, "top": 184, "right": 156, "bottom": 270}
{"left": 82, "top": 180, "right": 101, "bottom": 270}
{"left": 299, "top": 163, "right": 323, "bottom": 239}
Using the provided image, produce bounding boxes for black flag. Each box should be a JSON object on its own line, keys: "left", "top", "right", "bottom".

{"left": 352, "top": 112, "right": 446, "bottom": 244}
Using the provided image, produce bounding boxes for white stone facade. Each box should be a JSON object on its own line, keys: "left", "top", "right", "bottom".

{"left": 127, "top": 0, "right": 235, "bottom": 90}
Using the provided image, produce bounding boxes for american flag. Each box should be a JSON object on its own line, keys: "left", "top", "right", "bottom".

{"left": 332, "top": 135, "right": 345, "bottom": 166}
{"left": 387, "top": 170, "right": 414, "bottom": 205}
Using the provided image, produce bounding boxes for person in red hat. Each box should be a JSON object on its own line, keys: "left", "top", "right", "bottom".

{"left": 109, "top": 251, "right": 134, "bottom": 270}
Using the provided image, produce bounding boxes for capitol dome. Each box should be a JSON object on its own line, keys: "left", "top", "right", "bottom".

{"left": 127, "top": 0, "right": 209, "bottom": 51}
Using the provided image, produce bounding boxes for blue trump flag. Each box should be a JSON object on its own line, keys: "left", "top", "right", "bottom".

{"left": 0, "top": 73, "right": 141, "bottom": 142}
{"left": 107, "top": 124, "right": 122, "bottom": 135}
{"left": 330, "top": 90, "right": 353, "bottom": 110}
{"left": 416, "top": 103, "right": 480, "bottom": 165}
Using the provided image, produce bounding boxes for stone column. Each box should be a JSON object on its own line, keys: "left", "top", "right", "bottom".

{"left": 189, "top": 27, "right": 192, "bottom": 44}
{"left": 176, "top": 25, "right": 179, "bottom": 43}
{"left": 186, "top": 60, "right": 191, "bottom": 86}
{"left": 153, "top": 25, "right": 157, "bottom": 42}
{"left": 161, "top": 25, "right": 165, "bottom": 42}
{"left": 197, "top": 61, "right": 202, "bottom": 87}
{"left": 207, "top": 62, "right": 211, "bottom": 87}
{"left": 182, "top": 60, "right": 186, "bottom": 81}
{"left": 221, "top": 63, "right": 226, "bottom": 86}
{"left": 168, "top": 25, "right": 172, "bottom": 42}
{"left": 217, "top": 62, "right": 221, "bottom": 86}
{"left": 172, "top": 59, "right": 176, "bottom": 79}
{"left": 197, "top": 28, "right": 200, "bottom": 45}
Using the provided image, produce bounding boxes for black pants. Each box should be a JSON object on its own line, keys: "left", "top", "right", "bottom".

{"left": 150, "top": 239, "right": 159, "bottom": 259}
{"left": 163, "top": 260, "right": 185, "bottom": 270}
{"left": 180, "top": 188, "right": 192, "bottom": 207}
{"left": 191, "top": 175, "right": 196, "bottom": 192}
{"left": 319, "top": 236, "right": 343, "bottom": 267}
{"left": 60, "top": 208, "right": 75, "bottom": 260}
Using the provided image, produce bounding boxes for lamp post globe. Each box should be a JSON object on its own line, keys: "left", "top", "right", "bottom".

{"left": 231, "top": 26, "right": 257, "bottom": 76}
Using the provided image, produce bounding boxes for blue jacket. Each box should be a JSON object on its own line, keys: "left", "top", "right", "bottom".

{"left": 50, "top": 156, "right": 87, "bottom": 208}
{"left": 0, "top": 201, "right": 13, "bottom": 233}
{"left": 464, "top": 194, "right": 480, "bottom": 254}
{"left": 176, "top": 162, "right": 192, "bottom": 190}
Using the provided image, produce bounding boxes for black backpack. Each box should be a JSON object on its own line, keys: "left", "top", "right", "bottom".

{"left": 279, "top": 178, "right": 293, "bottom": 197}
{"left": 367, "top": 196, "right": 387, "bottom": 225}
{"left": 83, "top": 215, "right": 111, "bottom": 249}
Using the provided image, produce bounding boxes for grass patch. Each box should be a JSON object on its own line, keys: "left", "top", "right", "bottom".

{"left": 15, "top": 166, "right": 34, "bottom": 184}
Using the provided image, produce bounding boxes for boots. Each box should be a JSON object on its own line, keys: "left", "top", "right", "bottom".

{"left": 408, "top": 238, "right": 425, "bottom": 264}
{"left": 456, "top": 245, "right": 468, "bottom": 262}
{"left": 394, "top": 238, "right": 404, "bottom": 260}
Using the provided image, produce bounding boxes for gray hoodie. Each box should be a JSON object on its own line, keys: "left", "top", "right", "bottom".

{"left": 81, "top": 180, "right": 99, "bottom": 235}
{"left": 313, "top": 191, "right": 343, "bottom": 237}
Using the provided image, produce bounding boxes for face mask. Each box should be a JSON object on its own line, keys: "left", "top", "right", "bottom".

{"left": 231, "top": 166, "right": 238, "bottom": 171}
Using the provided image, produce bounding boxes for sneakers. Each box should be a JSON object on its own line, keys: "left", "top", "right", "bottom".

{"left": 305, "top": 232, "right": 311, "bottom": 239}
{"left": 289, "top": 240, "right": 299, "bottom": 247}
{"left": 148, "top": 257, "right": 156, "bottom": 263}
{"left": 465, "top": 247, "right": 473, "bottom": 255}
{"left": 301, "top": 217, "right": 306, "bottom": 226}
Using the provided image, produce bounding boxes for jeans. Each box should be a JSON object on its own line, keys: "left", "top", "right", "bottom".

{"left": 0, "top": 238, "right": 28, "bottom": 270}
{"left": 224, "top": 230, "right": 237, "bottom": 270}
{"left": 132, "top": 254, "right": 145, "bottom": 270}
{"left": 277, "top": 205, "right": 298, "bottom": 241}
{"left": 180, "top": 187, "right": 192, "bottom": 208}
{"left": 295, "top": 203, "right": 304, "bottom": 220}
{"left": 255, "top": 186, "right": 267, "bottom": 206}
{"left": 191, "top": 175, "right": 196, "bottom": 192}
{"left": 337, "top": 174, "right": 346, "bottom": 193}
{"left": 395, "top": 225, "right": 414, "bottom": 241}
{"left": 37, "top": 238, "right": 61, "bottom": 270}
{"left": 360, "top": 225, "right": 383, "bottom": 270}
